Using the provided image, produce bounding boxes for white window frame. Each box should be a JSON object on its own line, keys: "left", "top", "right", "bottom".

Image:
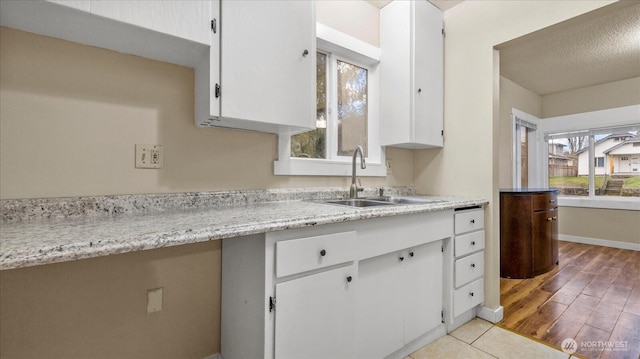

{"left": 512, "top": 108, "right": 543, "bottom": 188}
{"left": 274, "top": 23, "right": 386, "bottom": 177}
{"left": 537, "top": 105, "right": 640, "bottom": 211}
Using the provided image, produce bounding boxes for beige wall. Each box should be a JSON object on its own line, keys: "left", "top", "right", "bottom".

{"left": 413, "top": 0, "right": 614, "bottom": 312}
{"left": 0, "top": 240, "right": 222, "bottom": 359}
{"left": 0, "top": 23, "right": 408, "bottom": 200}
{"left": 498, "top": 76, "right": 543, "bottom": 189}
{"left": 559, "top": 207, "right": 640, "bottom": 245}
{"left": 0, "top": 3, "right": 399, "bottom": 357}
{"left": 317, "top": 0, "right": 380, "bottom": 47}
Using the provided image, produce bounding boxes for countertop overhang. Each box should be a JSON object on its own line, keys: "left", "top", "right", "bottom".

{"left": 0, "top": 190, "right": 487, "bottom": 270}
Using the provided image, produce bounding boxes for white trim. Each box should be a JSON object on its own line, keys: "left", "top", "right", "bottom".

{"left": 558, "top": 196, "right": 640, "bottom": 211}
{"left": 316, "top": 23, "right": 381, "bottom": 66}
{"left": 202, "top": 353, "right": 222, "bottom": 359}
{"left": 274, "top": 157, "right": 387, "bottom": 176}
{"left": 477, "top": 305, "right": 504, "bottom": 324}
{"left": 559, "top": 235, "right": 640, "bottom": 251}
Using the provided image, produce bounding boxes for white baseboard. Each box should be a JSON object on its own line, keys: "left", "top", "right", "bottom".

{"left": 559, "top": 235, "right": 639, "bottom": 251}
{"left": 478, "top": 305, "right": 504, "bottom": 324}
{"left": 203, "top": 353, "right": 221, "bottom": 359}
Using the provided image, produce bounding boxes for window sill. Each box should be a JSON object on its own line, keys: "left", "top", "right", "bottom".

{"left": 274, "top": 158, "right": 387, "bottom": 177}
{"left": 558, "top": 196, "right": 640, "bottom": 211}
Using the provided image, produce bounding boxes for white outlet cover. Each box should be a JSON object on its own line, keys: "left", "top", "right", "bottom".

{"left": 135, "top": 144, "right": 163, "bottom": 169}
{"left": 147, "top": 287, "right": 163, "bottom": 314}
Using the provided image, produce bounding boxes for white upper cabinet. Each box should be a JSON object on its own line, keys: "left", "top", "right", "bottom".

{"left": 380, "top": 0, "right": 444, "bottom": 149}
{"left": 46, "top": 1, "right": 90, "bottom": 12}
{"left": 197, "top": 0, "right": 316, "bottom": 134}
{"left": 0, "top": 0, "right": 210, "bottom": 69}
{"left": 90, "top": 0, "right": 212, "bottom": 45}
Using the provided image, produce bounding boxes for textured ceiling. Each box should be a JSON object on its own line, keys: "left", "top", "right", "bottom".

{"left": 498, "top": 1, "right": 640, "bottom": 95}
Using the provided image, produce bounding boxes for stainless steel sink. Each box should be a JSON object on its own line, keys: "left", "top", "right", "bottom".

{"left": 323, "top": 199, "right": 396, "bottom": 208}
{"left": 363, "top": 196, "right": 441, "bottom": 205}
{"left": 318, "top": 196, "right": 442, "bottom": 208}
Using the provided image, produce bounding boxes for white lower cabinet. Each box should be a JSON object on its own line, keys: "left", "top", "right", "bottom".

{"left": 356, "top": 240, "right": 442, "bottom": 359}
{"left": 221, "top": 211, "right": 454, "bottom": 359}
{"left": 444, "top": 207, "right": 486, "bottom": 327}
{"left": 275, "top": 264, "right": 356, "bottom": 359}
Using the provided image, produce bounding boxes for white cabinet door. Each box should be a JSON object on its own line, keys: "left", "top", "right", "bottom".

{"left": 356, "top": 252, "right": 405, "bottom": 359}
{"left": 90, "top": 0, "right": 212, "bottom": 45}
{"left": 46, "top": 0, "right": 90, "bottom": 12}
{"left": 404, "top": 240, "right": 443, "bottom": 343}
{"left": 219, "top": 0, "right": 315, "bottom": 133}
{"left": 380, "top": 0, "right": 443, "bottom": 149}
{"left": 411, "top": 0, "right": 444, "bottom": 147}
{"left": 275, "top": 264, "right": 355, "bottom": 359}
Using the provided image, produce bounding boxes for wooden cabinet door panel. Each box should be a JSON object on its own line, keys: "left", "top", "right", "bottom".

{"left": 532, "top": 211, "right": 554, "bottom": 276}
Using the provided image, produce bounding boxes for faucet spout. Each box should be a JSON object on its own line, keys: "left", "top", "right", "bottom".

{"left": 350, "top": 146, "right": 366, "bottom": 198}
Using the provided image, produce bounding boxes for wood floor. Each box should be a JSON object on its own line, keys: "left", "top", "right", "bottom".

{"left": 499, "top": 241, "right": 640, "bottom": 359}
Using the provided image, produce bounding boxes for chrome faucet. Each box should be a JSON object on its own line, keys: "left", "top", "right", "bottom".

{"left": 350, "top": 145, "right": 366, "bottom": 198}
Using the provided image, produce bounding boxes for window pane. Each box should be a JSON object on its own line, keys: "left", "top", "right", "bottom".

{"left": 595, "top": 132, "right": 640, "bottom": 197}
{"left": 337, "top": 60, "right": 368, "bottom": 157}
{"left": 520, "top": 126, "right": 528, "bottom": 188}
{"left": 291, "top": 52, "right": 327, "bottom": 159}
{"left": 548, "top": 131, "right": 640, "bottom": 197}
{"left": 548, "top": 137, "right": 583, "bottom": 196}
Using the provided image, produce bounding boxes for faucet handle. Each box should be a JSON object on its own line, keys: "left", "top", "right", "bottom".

{"left": 357, "top": 177, "right": 364, "bottom": 191}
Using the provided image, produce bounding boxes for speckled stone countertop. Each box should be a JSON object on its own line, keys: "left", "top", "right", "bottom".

{"left": 0, "top": 188, "right": 487, "bottom": 270}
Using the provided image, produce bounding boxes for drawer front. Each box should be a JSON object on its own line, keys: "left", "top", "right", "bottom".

{"left": 276, "top": 231, "right": 356, "bottom": 278}
{"left": 454, "top": 230, "right": 485, "bottom": 258}
{"left": 454, "top": 251, "right": 484, "bottom": 288}
{"left": 453, "top": 278, "right": 484, "bottom": 317}
{"left": 454, "top": 209, "right": 484, "bottom": 235}
{"left": 532, "top": 192, "right": 557, "bottom": 211}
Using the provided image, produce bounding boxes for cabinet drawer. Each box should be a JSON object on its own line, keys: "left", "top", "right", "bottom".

{"left": 532, "top": 192, "right": 557, "bottom": 211}
{"left": 454, "top": 209, "right": 484, "bottom": 234}
{"left": 276, "top": 231, "right": 356, "bottom": 278}
{"left": 454, "top": 251, "right": 484, "bottom": 288}
{"left": 453, "top": 278, "right": 484, "bottom": 317}
{"left": 454, "top": 230, "right": 485, "bottom": 258}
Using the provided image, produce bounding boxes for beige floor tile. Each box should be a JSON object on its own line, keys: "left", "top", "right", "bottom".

{"left": 410, "top": 335, "right": 496, "bottom": 359}
{"left": 472, "top": 326, "right": 569, "bottom": 359}
{"left": 450, "top": 318, "right": 494, "bottom": 344}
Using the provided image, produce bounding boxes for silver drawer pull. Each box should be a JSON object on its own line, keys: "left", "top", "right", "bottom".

{"left": 470, "top": 263, "right": 476, "bottom": 268}
{"left": 552, "top": 216, "right": 557, "bottom": 220}
{"left": 470, "top": 219, "right": 475, "bottom": 224}
{"left": 320, "top": 249, "right": 326, "bottom": 257}
{"left": 469, "top": 292, "right": 475, "bottom": 297}
{"left": 547, "top": 217, "right": 553, "bottom": 221}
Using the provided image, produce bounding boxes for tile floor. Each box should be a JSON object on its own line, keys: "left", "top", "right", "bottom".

{"left": 405, "top": 318, "right": 584, "bottom": 359}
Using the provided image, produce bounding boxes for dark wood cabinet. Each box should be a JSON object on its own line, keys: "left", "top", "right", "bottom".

{"left": 500, "top": 189, "right": 558, "bottom": 279}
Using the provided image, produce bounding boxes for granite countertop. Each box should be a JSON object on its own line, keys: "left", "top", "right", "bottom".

{"left": 0, "top": 188, "right": 487, "bottom": 270}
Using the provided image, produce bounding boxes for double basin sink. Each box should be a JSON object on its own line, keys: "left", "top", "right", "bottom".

{"left": 322, "top": 196, "right": 441, "bottom": 208}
